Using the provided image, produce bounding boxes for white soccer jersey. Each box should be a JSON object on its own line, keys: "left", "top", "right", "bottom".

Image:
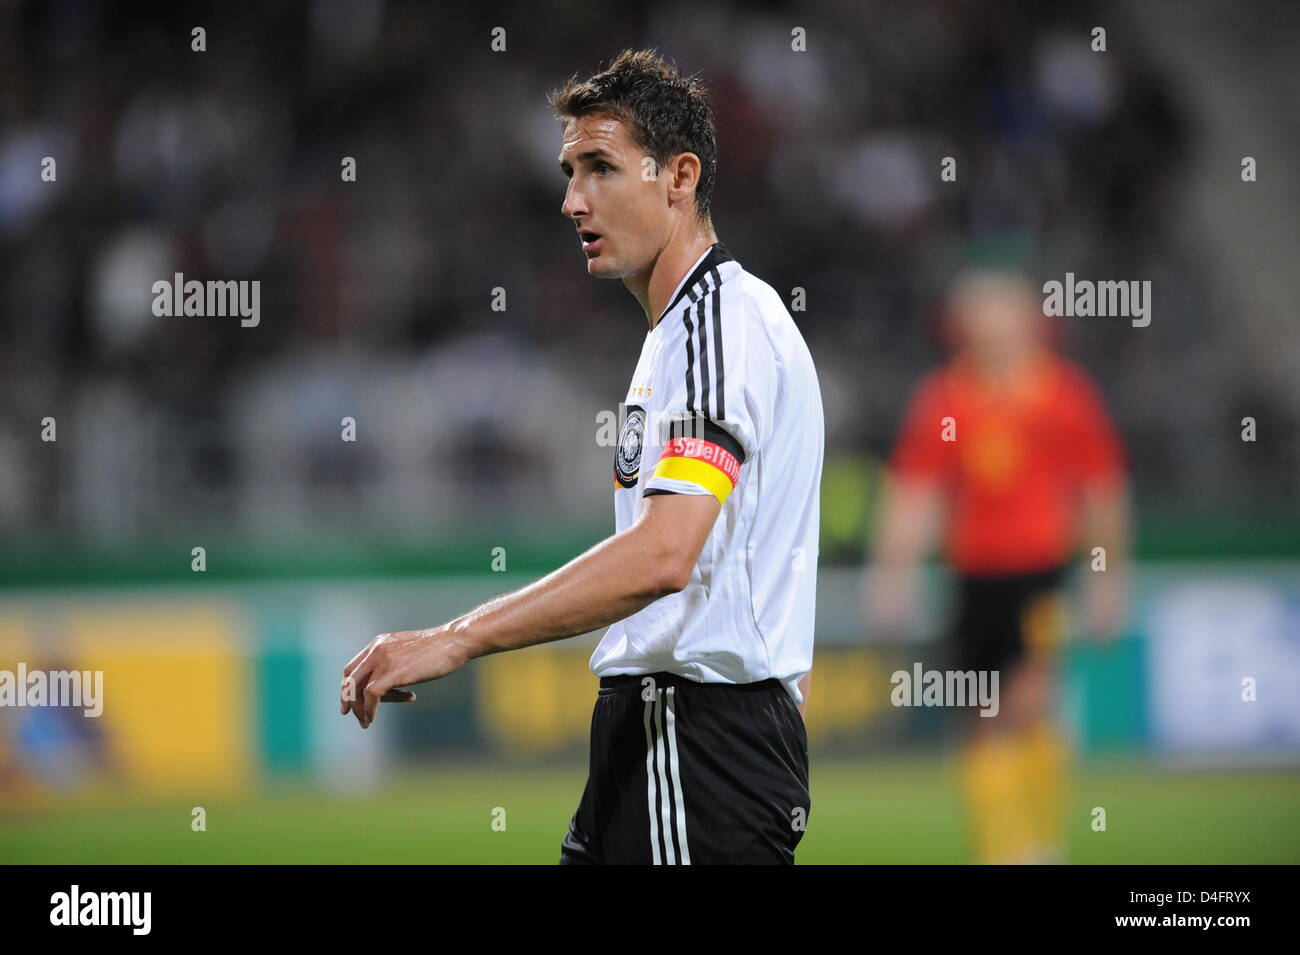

{"left": 591, "top": 243, "right": 825, "bottom": 703}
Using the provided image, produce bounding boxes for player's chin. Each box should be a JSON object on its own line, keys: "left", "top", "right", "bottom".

{"left": 585, "top": 250, "right": 622, "bottom": 277}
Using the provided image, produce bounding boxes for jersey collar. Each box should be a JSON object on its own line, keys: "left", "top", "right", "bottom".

{"left": 654, "top": 242, "right": 736, "bottom": 330}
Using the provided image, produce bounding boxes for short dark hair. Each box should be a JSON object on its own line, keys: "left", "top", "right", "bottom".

{"left": 549, "top": 49, "right": 717, "bottom": 220}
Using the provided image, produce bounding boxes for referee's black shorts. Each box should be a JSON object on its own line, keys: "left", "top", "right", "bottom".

{"left": 559, "top": 670, "right": 810, "bottom": 865}
{"left": 948, "top": 563, "right": 1068, "bottom": 674}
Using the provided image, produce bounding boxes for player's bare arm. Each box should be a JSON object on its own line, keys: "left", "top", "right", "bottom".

{"left": 1079, "top": 479, "right": 1133, "bottom": 641}
{"left": 862, "top": 476, "right": 945, "bottom": 634}
{"left": 341, "top": 491, "right": 720, "bottom": 728}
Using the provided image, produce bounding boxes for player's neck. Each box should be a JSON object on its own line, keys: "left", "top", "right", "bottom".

{"left": 627, "top": 223, "right": 717, "bottom": 331}
{"left": 962, "top": 343, "right": 1048, "bottom": 385}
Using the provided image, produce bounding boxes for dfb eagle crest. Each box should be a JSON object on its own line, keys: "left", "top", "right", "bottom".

{"left": 614, "top": 405, "right": 647, "bottom": 488}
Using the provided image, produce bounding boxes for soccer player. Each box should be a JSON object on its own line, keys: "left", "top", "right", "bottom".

{"left": 340, "top": 49, "right": 825, "bottom": 865}
{"left": 865, "top": 270, "right": 1130, "bottom": 864}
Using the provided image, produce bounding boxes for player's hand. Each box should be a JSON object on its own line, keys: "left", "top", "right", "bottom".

{"left": 340, "top": 627, "right": 470, "bottom": 729}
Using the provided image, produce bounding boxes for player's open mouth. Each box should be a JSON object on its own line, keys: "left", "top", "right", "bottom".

{"left": 580, "top": 231, "right": 603, "bottom": 252}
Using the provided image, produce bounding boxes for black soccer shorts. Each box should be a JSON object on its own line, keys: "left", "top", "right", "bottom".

{"left": 559, "top": 670, "right": 811, "bottom": 865}
{"left": 948, "top": 563, "right": 1068, "bottom": 674}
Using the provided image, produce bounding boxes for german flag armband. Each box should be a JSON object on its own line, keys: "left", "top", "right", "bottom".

{"left": 650, "top": 419, "right": 746, "bottom": 504}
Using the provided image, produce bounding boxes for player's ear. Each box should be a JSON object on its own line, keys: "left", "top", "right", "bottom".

{"left": 666, "top": 152, "right": 702, "bottom": 206}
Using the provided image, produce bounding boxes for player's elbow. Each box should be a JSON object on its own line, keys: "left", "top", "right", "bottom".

{"left": 659, "top": 560, "right": 694, "bottom": 597}
{"left": 628, "top": 495, "right": 714, "bottom": 598}
{"left": 644, "top": 550, "right": 694, "bottom": 598}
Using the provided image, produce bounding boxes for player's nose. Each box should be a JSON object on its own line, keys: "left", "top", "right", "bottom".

{"left": 561, "top": 179, "right": 589, "bottom": 220}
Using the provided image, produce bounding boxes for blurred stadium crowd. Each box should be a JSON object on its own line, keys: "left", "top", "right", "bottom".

{"left": 0, "top": 0, "right": 1294, "bottom": 553}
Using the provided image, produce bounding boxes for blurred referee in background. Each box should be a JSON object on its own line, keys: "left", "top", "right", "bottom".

{"left": 865, "top": 270, "right": 1131, "bottom": 864}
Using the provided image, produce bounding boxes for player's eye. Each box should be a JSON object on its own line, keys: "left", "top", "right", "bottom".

{"left": 594, "top": 162, "right": 614, "bottom": 175}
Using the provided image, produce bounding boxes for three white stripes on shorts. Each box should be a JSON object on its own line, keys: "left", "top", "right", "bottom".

{"left": 642, "top": 686, "right": 690, "bottom": 865}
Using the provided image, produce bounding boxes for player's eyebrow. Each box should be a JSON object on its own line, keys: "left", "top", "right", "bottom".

{"left": 558, "top": 148, "right": 615, "bottom": 172}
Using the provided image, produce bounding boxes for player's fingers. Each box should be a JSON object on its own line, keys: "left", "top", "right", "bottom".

{"left": 354, "top": 682, "right": 374, "bottom": 728}
{"left": 344, "top": 660, "right": 375, "bottom": 722}
{"left": 363, "top": 671, "right": 413, "bottom": 725}
{"left": 343, "top": 640, "right": 376, "bottom": 680}
{"left": 340, "top": 665, "right": 367, "bottom": 714}
{"left": 341, "top": 649, "right": 374, "bottom": 715}
{"left": 361, "top": 676, "right": 393, "bottom": 728}
{"left": 341, "top": 669, "right": 361, "bottom": 717}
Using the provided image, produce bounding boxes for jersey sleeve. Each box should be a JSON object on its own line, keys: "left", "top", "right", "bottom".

{"left": 888, "top": 374, "right": 954, "bottom": 483}
{"left": 643, "top": 296, "right": 777, "bottom": 505}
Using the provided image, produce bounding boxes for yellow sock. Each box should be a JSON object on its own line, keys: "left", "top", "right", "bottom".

{"left": 1020, "top": 718, "right": 1071, "bottom": 862}
{"left": 959, "top": 731, "right": 1036, "bottom": 864}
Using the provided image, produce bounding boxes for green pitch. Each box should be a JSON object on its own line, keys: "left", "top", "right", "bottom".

{"left": 3, "top": 756, "right": 1297, "bottom": 864}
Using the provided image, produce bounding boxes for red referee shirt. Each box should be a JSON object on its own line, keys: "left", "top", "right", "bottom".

{"left": 889, "top": 348, "right": 1125, "bottom": 575}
